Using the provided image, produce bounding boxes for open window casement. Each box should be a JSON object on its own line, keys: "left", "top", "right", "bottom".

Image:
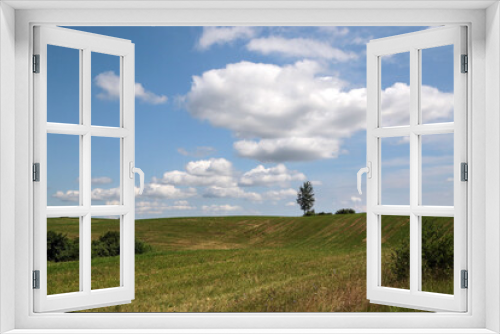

{"left": 33, "top": 26, "right": 142, "bottom": 312}
{"left": 362, "top": 26, "right": 467, "bottom": 312}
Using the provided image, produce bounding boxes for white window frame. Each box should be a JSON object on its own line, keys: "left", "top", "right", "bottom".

{"left": 366, "top": 26, "right": 468, "bottom": 312}
{"left": 33, "top": 26, "right": 136, "bottom": 313}
{"left": 1, "top": 1, "right": 499, "bottom": 333}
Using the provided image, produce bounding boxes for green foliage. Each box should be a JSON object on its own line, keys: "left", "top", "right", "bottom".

{"left": 92, "top": 231, "right": 120, "bottom": 258}
{"left": 47, "top": 231, "right": 79, "bottom": 262}
{"left": 335, "top": 208, "right": 356, "bottom": 214}
{"left": 303, "top": 210, "right": 316, "bottom": 217}
{"left": 317, "top": 212, "right": 332, "bottom": 216}
{"left": 391, "top": 219, "right": 453, "bottom": 281}
{"left": 296, "top": 181, "right": 315, "bottom": 215}
{"left": 135, "top": 238, "right": 153, "bottom": 254}
{"left": 48, "top": 230, "right": 152, "bottom": 262}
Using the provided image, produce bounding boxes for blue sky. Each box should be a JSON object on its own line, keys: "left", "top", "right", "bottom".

{"left": 47, "top": 26, "right": 455, "bottom": 218}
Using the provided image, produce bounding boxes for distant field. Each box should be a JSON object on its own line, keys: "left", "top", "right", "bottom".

{"left": 47, "top": 214, "right": 453, "bottom": 312}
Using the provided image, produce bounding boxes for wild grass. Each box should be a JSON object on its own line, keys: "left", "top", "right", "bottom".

{"left": 46, "top": 214, "right": 452, "bottom": 312}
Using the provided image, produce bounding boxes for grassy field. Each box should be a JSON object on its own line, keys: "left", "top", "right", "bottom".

{"left": 46, "top": 214, "right": 453, "bottom": 312}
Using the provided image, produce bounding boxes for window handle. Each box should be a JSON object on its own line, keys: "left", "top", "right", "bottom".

{"left": 357, "top": 162, "right": 372, "bottom": 195}
{"left": 129, "top": 162, "right": 145, "bottom": 195}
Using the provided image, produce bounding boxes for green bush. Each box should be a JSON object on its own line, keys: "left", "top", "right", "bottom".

{"left": 391, "top": 219, "right": 453, "bottom": 281}
{"left": 48, "top": 230, "right": 152, "bottom": 262}
{"left": 303, "top": 210, "right": 316, "bottom": 217}
{"left": 47, "top": 231, "right": 79, "bottom": 262}
{"left": 92, "top": 231, "right": 120, "bottom": 258}
{"left": 135, "top": 238, "right": 153, "bottom": 254}
{"left": 335, "top": 208, "right": 356, "bottom": 214}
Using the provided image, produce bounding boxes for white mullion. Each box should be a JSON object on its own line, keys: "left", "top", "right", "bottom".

{"left": 90, "top": 205, "right": 130, "bottom": 216}
{"left": 372, "top": 126, "right": 411, "bottom": 138}
{"left": 46, "top": 206, "right": 90, "bottom": 218}
{"left": 47, "top": 123, "right": 89, "bottom": 136}
{"left": 82, "top": 48, "right": 92, "bottom": 294}
{"left": 372, "top": 205, "right": 411, "bottom": 216}
{"left": 409, "top": 47, "right": 420, "bottom": 295}
{"left": 413, "top": 123, "right": 454, "bottom": 135}
{"left": 90, "top": 126, "right": 129, "bottom": 138}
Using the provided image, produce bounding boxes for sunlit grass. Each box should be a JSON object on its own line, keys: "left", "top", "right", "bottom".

{"left": 46, "top": 214, "right": 452, "bottom": 312}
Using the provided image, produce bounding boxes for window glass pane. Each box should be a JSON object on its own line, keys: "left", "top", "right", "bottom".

{"left": 381, "top": 215, "right": 410, "bottom": 290}
{"left": 47, "top": 45, "right": 80, "bottom": 124}
{"left": 421, "top": 133, "right": 454, "bottom": 206}
{"left": 92, "top": 52, "right": 121, "bottom": 127}
{"left": 47, "top": 134, "right": 80, "bottom": 206}
{"left": 421, "top": 45, "right": 454, "bottom": 124}
{"left": 380, "top": 52, "right": 410, "bottom": 127}
{"left": 91, "top": 137, "right": 121, "bottom": 206}
{"left": 47, "top": 216, "right": 80, "bottom": 295}
{"left": 421, "top": 216, "right": 454, "bottom": 295}
{"left": 91, "top": 216, "right": 121, "bottom": 290}
{"left": 381, "top": 136, "right": 410, "bottom": 205}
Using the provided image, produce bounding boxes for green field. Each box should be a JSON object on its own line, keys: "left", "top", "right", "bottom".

{"left": 47, "top": 214, "right": 453, "bottom": 312}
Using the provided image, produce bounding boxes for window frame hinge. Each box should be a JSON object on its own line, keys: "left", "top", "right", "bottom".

{"left": 461, "top": 54, "right": 468, "bottom": 73}
{"left": 33, "top": 270, "right": 40, "bottom": 289}
{"left": 33, "top": 54, "right": 40, "bottom": 73}
{"left": 461, "top": 270, "right": 468, "bottom": 289}
{"left": 33, "top": 163, "right": 40, "bottom": 182}
{"left": 461, "top": 162, "right": 468, "bottom": 181}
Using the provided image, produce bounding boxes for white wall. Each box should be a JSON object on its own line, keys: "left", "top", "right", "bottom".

{"left": 0, "top": 2, "right": 16, "bottom": 333}
{"left": 486, "top": 2, "right": 500, "bottom": 333}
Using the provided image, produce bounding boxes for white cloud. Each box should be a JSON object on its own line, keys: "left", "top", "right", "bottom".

{"left": 203, "top": 186, "right": 262, "bottom": 202}
{"left": 382, "top": 83, "right": 453, "bottom": 127}
{"left": 95, "top": 71, "right": 167, "bottom": 105}
{"left": 234, "top": 137, "right": 342, "bottom": 162}
{"left": 198, "top": 27, "right": 256, "bottom": 50}
{"left": 263, "top": 188, "right": 297, "bottom": 200}
{"left": 143, "top": 183, "right": 197, "bottom": 199}
{"left": 310, "top": 180, "right": 322, "bottom": 186}
{"left": 239, "top": 164, "right": 306, "bottom": 187}
{"left": 177, "top": 146, "right": 217, "bottom": 157}
{"left": 53, "top": 187, "right": 120, "bottom": 202}
{"left": 135, "top": 82, "right": 168, "bottom": 105}
{"left": 158, "top": 158, "right": 236, "bottom": 188}
{"left": 285, "top": 201, "right": 296, "bottom": 207}
{"left": 202, "top": 204, "right": 242, "bottom": 213}
{"left": 351, "top": 196, "right": 362, "bottom": 203}
{"left": 91, "top": 176, "right": 112, "bottom": 185}
{"left": 183, "top": 60, "right": 453, "bottom": 162}
{"left": 136, "top": 200, "right": 196, "bottom": 215}
{"left": 53, "top": 190, "right": 79, "bottom": 202}
{"left": 91, "top": 187, "right": 120, "bottom": 201}
{"left": 246, "top": 37, "right": 357, "bottom": 61}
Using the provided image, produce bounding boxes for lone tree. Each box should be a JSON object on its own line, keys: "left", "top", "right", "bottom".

{"left": 296, "top": 181, "right": 315, "bottom": 215}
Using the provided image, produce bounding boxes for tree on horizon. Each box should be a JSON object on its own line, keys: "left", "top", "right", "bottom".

{"left": 296, "top": 181, "right": 315, "bottom": 215}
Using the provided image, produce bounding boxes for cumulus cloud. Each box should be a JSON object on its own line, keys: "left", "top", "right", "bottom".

{"left": 53, "top": 190, "right": 79, "bottom": 202}
{"left": 263, "top": 188, "right": 297, "bottom": 200}
{"left": 95, "top": 71, "right": 167, "bottom": 105}
{"left": 143, "top": 183, "right": 197, "bottom": 199}
{"left": 91, "top": 176, "right": 112, "bottom": 185}
{"left": 351, "top": 196, "right": 362, "bottom": 203}
{"left": 157, "top": 158, "right": 235, "bottom": 188}
{"left": 285, "top": 201, "right": 296, "bottom": 207}
{"left": 177, "top": 146, "right": 217, "bottom": 157}
{"left": 202, "top": 204, "right": 242, "bottom": 213}
{"left": 203, "top": 186, "right": 262, "bottom": 202}
{"left": 136, "top": 200, "right": 196, "bottom": 215}
{"left": 198, "top": 27, "right": 256, "bottom": 50}
{"left": 381, "top": 83, "right": 453, "bottom": 126}
{"left": 246, "top": 37, "right": 357, "bottom": 61}
{"left": 183, "top": 60, "right": 453, "bottom": 162}
{"left": 239, "top": 164, "right": 306, "bottom": 187}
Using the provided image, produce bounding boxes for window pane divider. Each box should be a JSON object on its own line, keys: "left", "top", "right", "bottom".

{"left": 47, "top": 122, "right": 129, "bottom": 138}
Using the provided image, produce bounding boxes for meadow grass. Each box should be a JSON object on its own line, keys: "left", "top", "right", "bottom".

{"left": 46, "top": 214, "right": 452, "bottom": 312}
